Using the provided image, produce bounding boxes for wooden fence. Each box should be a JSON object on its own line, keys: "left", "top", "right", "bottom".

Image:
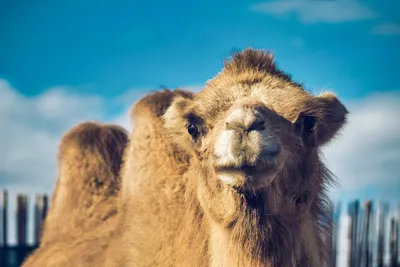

{"left": 326, "top": 200, "right": 400, "bottom": 267}
{"left": 0, "top": 189, "right": 399, "bottom": 267}
{"left": 0, "top": 190, "right": 48, "bottom": 267}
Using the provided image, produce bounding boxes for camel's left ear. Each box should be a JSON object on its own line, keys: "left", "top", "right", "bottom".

{"left": 163, "top": 95, "right": 196, "bottom": 153}
{"left": 295, "top": 92, "right": 348, "bottom": 147}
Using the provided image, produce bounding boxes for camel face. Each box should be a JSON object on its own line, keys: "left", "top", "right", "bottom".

{"left": 164, "top": 48, "right": 348, "bottom": 193}
{"left": 164, "top": 84, "right": 298, "bottom": 192}
{"left": 211, "top": 98, "right": 288, "bottom": 190}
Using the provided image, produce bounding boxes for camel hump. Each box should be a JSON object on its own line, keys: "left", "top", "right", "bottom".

{"left": 131, "top": 89, "right": 194, "bottom": 118}
{"left": 58, "top": 121, "right": 128, "bottom": 191}
{"left": 59, "top": 121, "right": 127, "bottom": 159}
{"left": 40, "top": 121, "right": 129, "bottom": 245}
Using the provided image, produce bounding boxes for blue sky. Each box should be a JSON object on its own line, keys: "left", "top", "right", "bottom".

{"left": 0, "top": 1, "right": 399, "bottom": 257}
{"left": 1, "top": 0, "right": 399, "bottom": 99}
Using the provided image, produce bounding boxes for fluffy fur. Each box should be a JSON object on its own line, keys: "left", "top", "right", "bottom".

{"left": 105, "top": 48, "right": 348, "bottom": 267}
{"left": 22, "top": 121, "right": 128, "bottom": 267}
{"left": 23, "top": 48, "right": 348, "bottom": 267}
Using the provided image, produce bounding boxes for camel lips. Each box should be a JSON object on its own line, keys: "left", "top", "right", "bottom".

{"left": 214, "top": 163, "right": 267, "bottom": 175}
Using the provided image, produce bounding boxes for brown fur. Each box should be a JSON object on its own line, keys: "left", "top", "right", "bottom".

{"left": 120, "top": 89, "right": 194, "bottom": 202}
{"left": 105, "top": 48, "right": 348, "bottom": 267}
{"left": 23, "top": 48, "right": 348, "bottom": 267}
{"left": 22, "top": 121, "right": 128, "bottom": 267}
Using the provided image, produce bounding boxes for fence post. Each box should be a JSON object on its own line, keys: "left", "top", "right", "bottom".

{"left": 377, "top": 202, "right": 389, "bottom": 267}
{"left": 389, "top": 217, "right": 398, "bottom": 267}
{"left": 347, "top": 201, "right": 354, "bottom": 267}
{"left": 16, "top": 194, "right": 29, "bottom": 267}
{"left": 349, "top": 200, "right": 360, "bottom": 267}
{"left": 0, "top": 190, "right": 8, "bottom": 266}
{"left": 16, "top": 194, "right": 28, "bottom": 246}
{"left": 398, "top": 203, "right": 400, "bottom": 267}
{"left": 325, "top": 200, "right": 334, "bottom": 267}
{"left": 332, "top": 202, "right": 341, "bottom": 267}
{"left": 1, "top": 190, "right": 8, "bottom": 247}
{"left": 42, "top": 194, "right": 48, "bottom": 222}
{"left": 368, "top": 204, "right": 376, "bottom": 267}
{"left": 34, "top": 194, "right": 48, "bottom": 246}
{"left": 360, "top": 200, "right": 372, "bottom": 267}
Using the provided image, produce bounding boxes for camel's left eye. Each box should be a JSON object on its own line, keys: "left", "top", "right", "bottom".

{"left": 187, "top": 124, "right": 199, "bottom": 138}
{"left": 303, "top": 115, "right": 317, "bottom": 134}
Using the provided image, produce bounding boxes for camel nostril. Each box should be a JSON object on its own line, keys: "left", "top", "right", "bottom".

{"left": 248, "top": 119, "right": 266, "bottom": 132}
{"left": 225, "top": 106, "right": 267, "bottom": 133}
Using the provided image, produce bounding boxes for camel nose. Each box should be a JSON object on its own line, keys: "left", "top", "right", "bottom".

{"left": 225, "top": 107, "right": 266, "bottom": 132}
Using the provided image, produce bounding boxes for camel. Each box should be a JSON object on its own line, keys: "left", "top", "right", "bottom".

{"left": 104, "top": 48, "right": 348, "bottom": 267}
{"left": 22, "top": 121, "right": 128, "bottom": 267}
{"left": 23, "top": 48, "right": 348, "bottom": 267}
{"left": 21, "top": 90, "right": 194, "bottom": 267}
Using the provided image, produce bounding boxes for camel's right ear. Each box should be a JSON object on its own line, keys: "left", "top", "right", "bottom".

{"left": 163, "top": 95, "right": 195, "bottom": 153}
{"left": 295, "top": 92, "right": 348, "bottom": 147}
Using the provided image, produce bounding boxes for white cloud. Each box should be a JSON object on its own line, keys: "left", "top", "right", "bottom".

{"left": 323, "top": 90, "right": 400, "bottom": 202}
{"left": 250, "top": 0, "right": 377, "bottom": 24}
{"left": 0, "top": 80, "right": 107, "bottom": 195}
{"left": 370, "top": 23, "right": 400, "bottom": 36}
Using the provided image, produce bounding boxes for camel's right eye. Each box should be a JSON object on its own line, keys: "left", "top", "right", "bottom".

{"left": 187, "top": 124, "right": 199, "bottom": 139}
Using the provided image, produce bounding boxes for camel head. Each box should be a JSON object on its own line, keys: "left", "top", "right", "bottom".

{"left": 164, "top": 48, "right": 348, "bottom": 195}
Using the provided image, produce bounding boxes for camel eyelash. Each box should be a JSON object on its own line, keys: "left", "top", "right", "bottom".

{"left": 184, "top": 113, "right": 204, "bottom": 127}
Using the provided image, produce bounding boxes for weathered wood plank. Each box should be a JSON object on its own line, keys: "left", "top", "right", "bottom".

{"left": 1, "top": 190, "right": 8, "bottom": 247}
{"left": 16, "top": 195, "right": 28, "bottom": 246}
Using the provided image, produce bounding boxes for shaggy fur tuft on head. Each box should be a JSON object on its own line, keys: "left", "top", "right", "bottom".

{"left": 223, "top": 48, "right": 293, "bottom": 83}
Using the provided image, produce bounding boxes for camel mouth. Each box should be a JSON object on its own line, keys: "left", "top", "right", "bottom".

{"left": 213, "top": 147, "right": 281, "bottom": 173}
{"left": 212, "top": 149, "right": 284, "bottom": 189}
{"left": 213, "top": 155, "right": 279, "bottom": 180}
{"left": 215, "top": 164, "right": 264, "bottom": 175}
{"left": 214, "top": 163, "right": 278, "bottom": 190}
